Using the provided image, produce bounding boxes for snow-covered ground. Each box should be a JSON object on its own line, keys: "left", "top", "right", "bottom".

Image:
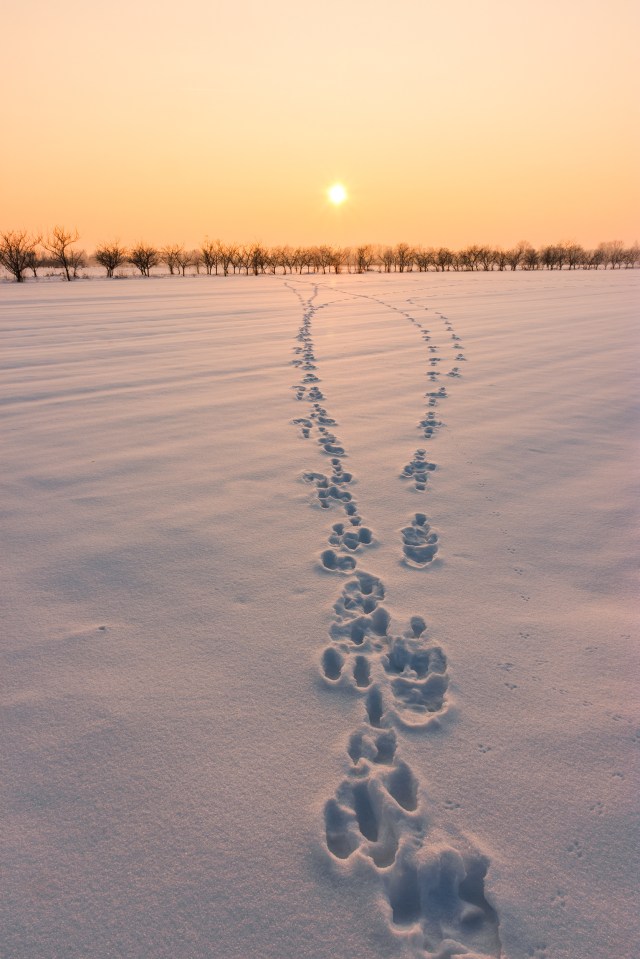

{"left": 1, "top": 270, "right": 638, "bottom": 959}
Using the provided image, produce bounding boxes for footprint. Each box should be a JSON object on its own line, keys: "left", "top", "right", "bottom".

{"left": 321, "top": 549, "right": 357, "bottom": 573}
{"left": 385, "top": 639, "right": 449, "bottom": 726}
{"left": 317, "top": 431, "right": 345, "bottom": 456}
{"left": 366, "top": 686, "right": 385, "bottom": 727}
{"left": 348, "top": 728, "right": 397, "bottom": 766}
{"left": 383, "top": 843, "right": 502, "bottom": 957}
{"left": 551, "top": 889, "right": 567, "bottom": 909}
{"left": 353, "top": 655, "right": 371, "bottom": 688}
{"left": 324, "top": 798, "right": 359, "bottom": 859}
{"left": 567, "top": 839, "right": 584, "bottom": 859}
{"left": 328, "top": 522, "right": 373, "bottom": 550}
{"left": 418, "top": 413, "right": 443, "bottom": 440}
{"left": 325, "top": 734, "right": 423, "bottom": 870}
{"left": 401, "top": 513, "right": 439, "bottom": 567}
{"left": 385, "top": 760, "right": 419, "bottom": 811}
{"left": 334, "top": 570, "right": 385, "bottom": 616}
{"left": 321, "top": 647, "right": 344, "bottom": 682}
{"left": 302, "top": 470, "right": 354, "bottom": 511}
{"left": 401, "top": 450, "right": 437, "bottom": 490}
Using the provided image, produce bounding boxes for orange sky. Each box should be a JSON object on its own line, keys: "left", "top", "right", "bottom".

{"left": 2, "top": 0, "right": 638, "bottom": 251}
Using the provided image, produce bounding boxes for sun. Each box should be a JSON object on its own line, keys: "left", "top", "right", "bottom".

{"left": 328, "top": 183, "right": 347, "bottom": 205}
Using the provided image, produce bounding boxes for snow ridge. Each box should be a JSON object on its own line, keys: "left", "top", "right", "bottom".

{"left": 287, "top": 281, "right": 504, "bottom": 958}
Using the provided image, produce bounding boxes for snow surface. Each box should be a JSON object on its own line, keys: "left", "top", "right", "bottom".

{"left": 1, "top": 270, "right": 638, "bottom": 959}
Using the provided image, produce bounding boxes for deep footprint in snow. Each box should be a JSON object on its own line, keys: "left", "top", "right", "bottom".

{"left": 321, "top": 549, "right": 357, "bottom": 573}
{"left": 317, "top": 430, "right": 345, "bottom": 456}
{"left": 402, "top": 513, "right": 439, "bottom": 567}
{"left": 324, "top": 735, "right": 422, "bottom": 868}
{"left": 426, "top": 386, "right": 448, "bottom": 407}
{"left": 328, "top": 522, "right": 373, "bottom": 551}
{"left": 384, "top": 637, "right": 450, "bottom": 726}
{"left": 383, "top": 842, "right": 502, "bottom": 957}
{"left": 292, "top": 416, "right": 312, "bottom": 438}
{"left": 419, "top": 412, "right": 443, "bottom": 440}
{"left": 324, "top": 732, "right": 501, "bottom": 957}
{"left": 323, "top": 574, "right": 449, "bottom": 725}
{"left": 321, "top": 648, "right": 372, "bottom": 689}
{"left": 401, "top": 450, "right": 437, "bottom": 490}
{"left": 302, "top": 470, "right": 353, "bottom": 510}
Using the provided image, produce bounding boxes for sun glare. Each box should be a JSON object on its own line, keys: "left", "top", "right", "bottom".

{"left": 328, "top": 183, "right": 347, "bottom": 205}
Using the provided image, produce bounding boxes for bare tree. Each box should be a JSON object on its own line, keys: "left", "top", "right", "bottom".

{"left": 521, "top": 246, "right": 539, "bottom": 270}
{"left": 128, "top": 243, "right": 159, "bottom": 277}
{"left": 43, "top": 226, "right": 80, "bottom": 281}
{"left": 200, "top": 239, "right": 219, "bottom": 275}
{"left": 457, "top": 246, "right": 476, "bottom": 271}
{"left": 355, "top": 245, "right": 375, "bottom": 273}
{"left": 69, "top": 249, "right": 86, "bottom": 278}
{"left": 433, "top": 247, "right": 453, "bottom": 271}
{"left": 329, "top": 247, "right": 348, "bottom": 273}
{"left": 413, "top": 247, "right": 434, "bottom": 272}
{"left": 176, "top": 247, "right": 193, "bottom": 276}
{"left": 562, "top": 242, "right": 585, "bottom": 270}
{"left": 160, "top": 244, "right": 183, "bottom": 275}
{"left": 494, "top": 249, "right": 509, "bottom": 271}
{"left": 218, "top": 243, "right": 237, "bottom": 276}
{"left": 278, "top": 249, "right": 291, "bottom": 275}
{"left": 504, "top": 247, "right": 522, "bottom": 271}
{"left": 232, "top": 245, "right": 249, "bottom": 274}
{"left": 597, "top": 240, "right": 625, "bottom": 269}
{"left": 394, "top": 243, "right": 414, "bottom": 273}
{"left": 95, "top": 242, "right": 128, "bottom": 278}
{"left": 378, "top": 246, "right": 394, "bottom": 273}
{"left": 477, "top": 246, "right": 496, "bottom": 271}
{"left": 26, "top": 248, "right": 43, "bottom": 278}
{"left": 0, "top": 230, "right": 40, "bottom": 282}
{"left": 583, "top": 248, "right": 604, "bottom": 270}
{"left": 249, "top": 243, "right": 267, "bottom": 275}
{"left": 539, "top": 245, "right": 563, "bottom": 270}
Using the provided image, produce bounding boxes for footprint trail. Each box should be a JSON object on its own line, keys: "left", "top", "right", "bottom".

{"left": 287, "top": 281, "right": 502, "bottom": 958}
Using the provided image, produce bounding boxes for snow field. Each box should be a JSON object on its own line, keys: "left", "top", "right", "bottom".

{"left": 1, "top": 270, "right": 638, "bottom": 958}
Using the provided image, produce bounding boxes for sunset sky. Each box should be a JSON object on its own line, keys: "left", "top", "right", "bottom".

{"left": 2, "top": 0, "right": 638, "bottom": 250}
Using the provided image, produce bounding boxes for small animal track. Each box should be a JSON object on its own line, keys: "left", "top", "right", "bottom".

{"left": 551, "top": 889, "right": 567, "bottom": 909}
{"left": 401, "top": 513, "right": 439, "bottom": 567}
{"left": 567, "top": 839, "right": 584, "bottom": 860}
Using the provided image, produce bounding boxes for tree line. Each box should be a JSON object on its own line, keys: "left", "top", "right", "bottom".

{"left": 0, "top": 228, "right": 637, "bottom": 283}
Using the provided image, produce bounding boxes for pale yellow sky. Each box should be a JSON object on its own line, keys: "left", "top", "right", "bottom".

{"left": 2, "top": 0, "right": 638, "bottom": 250}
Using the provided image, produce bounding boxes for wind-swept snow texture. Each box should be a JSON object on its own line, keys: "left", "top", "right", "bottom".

{"left": 1, "top": 271, "right": 638, "bottom": 959}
